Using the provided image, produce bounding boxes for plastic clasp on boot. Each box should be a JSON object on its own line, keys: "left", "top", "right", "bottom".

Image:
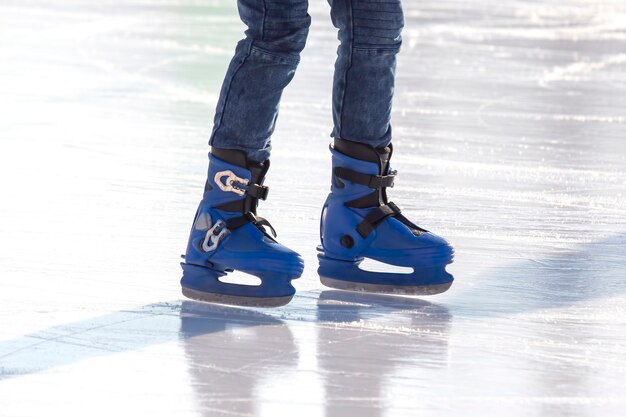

{"left": 214, "top": 170, "right": 249, "bottom": 196}
{"left": 202, "top": 220, "right": 230, "bottom": 252}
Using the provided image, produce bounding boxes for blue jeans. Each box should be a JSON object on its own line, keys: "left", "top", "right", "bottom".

{"left": 209, "top": 0, "right": 404, "bottom": 162}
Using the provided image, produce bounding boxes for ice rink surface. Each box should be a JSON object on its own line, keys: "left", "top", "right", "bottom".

{"left": 1, "top": 0, "right": 625, "bottom": 416}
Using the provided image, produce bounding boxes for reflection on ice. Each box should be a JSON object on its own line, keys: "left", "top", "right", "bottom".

{"left": 180, "top": 302, "right": 298, "bottom": 417}
{"left": 316, "top": 291, "right": 451, "bottom": 417}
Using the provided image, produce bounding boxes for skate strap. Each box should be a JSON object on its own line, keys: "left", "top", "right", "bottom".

{"left": 356, "top": 202, "right": 401, "bottom": 238}
{"left": 246, "top": 183, "right": 269, "bottom": 200}
{"left": 225, "top": 212, "right": 277, "bottom": 237}
{"left": 251, "top": 214, "right": 277, "bottom": 238}
{"left": 334, "top": 167, "right": 395, "bottom": 189}
{"left": 213, "top": 182, "right": 269, "bottom": 213}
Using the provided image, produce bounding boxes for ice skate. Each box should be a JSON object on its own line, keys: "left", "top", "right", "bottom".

{"left": 181, "top": 148, "right": 304, "bottom": 307}
{"left": 318, "top": 138, "right": 454, "bottom": 295}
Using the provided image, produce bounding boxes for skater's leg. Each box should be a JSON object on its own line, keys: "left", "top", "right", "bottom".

{"left": 210, "top": 0, "right": 311, "bottom": 162}
{"left": 320, "top": 0, "right": 454, "bottom": 295}
{"left": 181, "top": 0, "right": 310, "bottom": 306}
{"left": 327, "top": 0, "right": 403, "bottom": 148}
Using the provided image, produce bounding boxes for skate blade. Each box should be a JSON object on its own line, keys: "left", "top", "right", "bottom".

{"left": 181, "top": 286, "right": 294, "bottom": 308}
{"left": 319, "top": 276, "right": 453, "bottom": 296}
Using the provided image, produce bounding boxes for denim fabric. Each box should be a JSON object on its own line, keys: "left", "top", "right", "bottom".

{"left": 328, "top": 0, "right": 404, "bottom": 148}
{"left": 209, "top": 0, "right": 404, "bottom": 162}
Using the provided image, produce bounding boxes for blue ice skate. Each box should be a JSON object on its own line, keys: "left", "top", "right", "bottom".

{"left": 181, "top": 148, "right": 304, "bottom": 307}
{"left": 318, "top": 139, "right": 454, "bottom": 295}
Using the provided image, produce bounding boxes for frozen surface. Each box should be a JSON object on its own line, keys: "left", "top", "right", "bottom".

{"left": 1, "top": 0, "right": 625, "bottom": 416}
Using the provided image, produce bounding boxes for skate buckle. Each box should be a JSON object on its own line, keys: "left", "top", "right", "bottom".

{"left": 202, "top": 219, "right": 230, "bottom": 252}
{"left": 214, "top": 170, "right": 249, "bottom": 196}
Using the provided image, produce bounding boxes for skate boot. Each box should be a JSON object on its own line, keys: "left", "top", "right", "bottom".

{"left": 181, "top": 148, "right": 304, "bottom": 307}
{"left": 318, "top": 138, "right": 454, "bottom": 295}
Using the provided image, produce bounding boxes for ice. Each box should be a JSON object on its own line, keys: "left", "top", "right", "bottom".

{"left": 1, "top": 0, "right": 625, "bottom": 416}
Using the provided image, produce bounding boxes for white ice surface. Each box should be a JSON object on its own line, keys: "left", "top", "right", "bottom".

{"left": 1, "top": 1, "right": 625, "bottom": 416}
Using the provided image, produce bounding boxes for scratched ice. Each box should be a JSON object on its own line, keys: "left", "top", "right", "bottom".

{"left": 0, "top": 1, "right": 625, "bottom": 416}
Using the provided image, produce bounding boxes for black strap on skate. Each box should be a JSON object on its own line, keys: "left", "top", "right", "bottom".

{"left": 334, "top": 167, "right": 396, "bottom": 189}
{"left": 246, "top": 183, "right": 269, "bottom": 200}
{"left": 209, "top": 149, "right": 277, "bottom": 239}
{"left": 225, "top": 212, "right": 277, "bottom": 238}
{"left": 356, "top": 202, "right": 402, "bottom": 238}
{"left": 214, "top": 183, "right": 269, "bottom": 213}
{"left": 214, "top": 181, "right": 274, "bottom": 237}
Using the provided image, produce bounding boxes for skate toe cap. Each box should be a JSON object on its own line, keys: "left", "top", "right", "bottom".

{"left": 420, "top": 231, "right": 453, "bottom": 248}
{"left": 374, "top": 219, "right": 454, "bottom": 250}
